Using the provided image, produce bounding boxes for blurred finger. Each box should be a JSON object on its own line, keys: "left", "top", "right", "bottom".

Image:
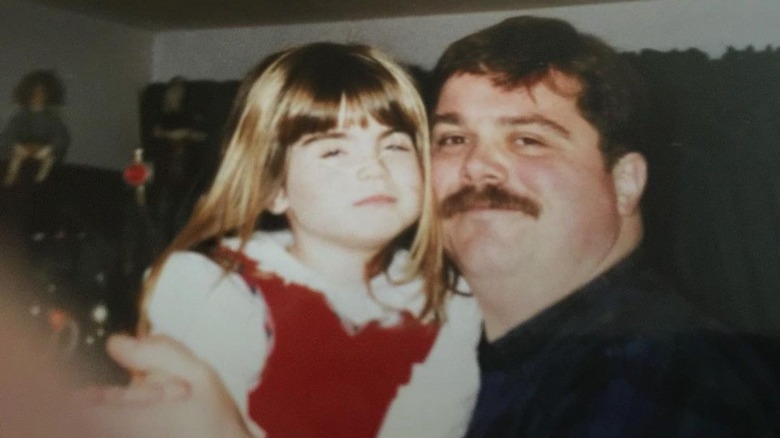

{"left": 106, "top": 334, "right": 209, "bottom": 381}
{"left": 74, "top": 380, "right": 191, "bottom": 406}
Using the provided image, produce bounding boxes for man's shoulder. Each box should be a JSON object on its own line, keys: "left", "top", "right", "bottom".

{"left": 483, "top": 294, "right": 780, "bottom": 436}
{"left": 480, "top": 329, "right": 780, "bottom": 437}
{"left": 588, "top": 330, "right": 778, "bottom": 434}
{"left": 585, "top": 250, "right": 724, "bottom": 335}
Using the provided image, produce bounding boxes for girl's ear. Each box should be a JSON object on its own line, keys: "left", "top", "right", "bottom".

{"left": 611, "top": 152, "right": 647, "bottom": 217}
{"left": 269, "top": 188, "right": 289, "bottom": 215}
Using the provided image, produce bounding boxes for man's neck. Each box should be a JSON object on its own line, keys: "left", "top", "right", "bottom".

{"left": 466, "top": 270, "right": 569, "bottom": 342}
{"left": 469, "top": 234, "right": 641, "bottom": 342}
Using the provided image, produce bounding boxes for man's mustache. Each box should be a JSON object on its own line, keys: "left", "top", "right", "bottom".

{"left": 439, "top": 185, "right": 541, "bottom": 219}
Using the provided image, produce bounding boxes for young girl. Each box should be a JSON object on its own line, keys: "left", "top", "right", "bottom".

{"left": 138, "top": 43, "right": 481, "bottom": 437}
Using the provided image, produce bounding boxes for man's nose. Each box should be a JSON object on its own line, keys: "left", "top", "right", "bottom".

{"left": 460, "top": 141, "right": 508, "bottom": 186}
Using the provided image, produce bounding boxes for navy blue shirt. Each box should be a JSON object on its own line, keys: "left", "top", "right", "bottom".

{"left": 465, "top": 252, "right": 780, "bottom": 437}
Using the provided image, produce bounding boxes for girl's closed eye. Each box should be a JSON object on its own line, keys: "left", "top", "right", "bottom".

{"left": 383, "top": 134, "right": 414, "bottom": 152}
{"left": 385, "top": 143, "right": 411, "bottom": 152}
{"left": 311, "top": 137, "right": 350, "bottom": 159}
{"left": 321, "top": 148, "right": 346, "bottom": 158}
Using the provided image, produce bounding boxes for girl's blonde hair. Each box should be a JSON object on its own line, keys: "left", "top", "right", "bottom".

{"left": 138, "top": 43, "right": 445, "bottom": 334}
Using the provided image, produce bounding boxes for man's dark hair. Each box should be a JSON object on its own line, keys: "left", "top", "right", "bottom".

{"left": 12, "top": 70, "right": 66, "bottom": 107}
{"left": 431, "top": 16, "right": 649, "bottom": 166}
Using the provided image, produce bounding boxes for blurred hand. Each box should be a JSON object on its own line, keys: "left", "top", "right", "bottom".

{"left": 77, "top": 334, "right": 255, "bottom": 438}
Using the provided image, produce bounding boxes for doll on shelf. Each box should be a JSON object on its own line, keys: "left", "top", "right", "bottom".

{"left": 148, "top": 76, "right": 207, "bottom": 241}
{"left": 151, "top": 76, "right": 206, "bottom": 187}
{"left": 1, "top": 70, "right": 70, "bottom": 188}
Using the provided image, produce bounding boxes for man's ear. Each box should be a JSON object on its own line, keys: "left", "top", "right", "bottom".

{"left": 269, "top": 188, "right": 289, "bottom": 215}
{"left": 611, "top": 152, "right": 647, "bottom": 216}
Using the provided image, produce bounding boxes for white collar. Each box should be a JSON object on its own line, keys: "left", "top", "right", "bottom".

{"left": 223, "top": 231, "right": 426, "bottom": 328}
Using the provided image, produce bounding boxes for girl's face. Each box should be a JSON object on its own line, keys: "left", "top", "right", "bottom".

{"left": 272, "top": 115, "right": 422, "bottom": 256}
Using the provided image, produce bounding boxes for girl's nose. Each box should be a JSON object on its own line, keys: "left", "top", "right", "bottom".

{"left": 356, "top": 153, "right": 389, "bottom": 180}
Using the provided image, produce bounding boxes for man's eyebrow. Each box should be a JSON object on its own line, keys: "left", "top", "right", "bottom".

{"left": 432, "top": 113, "right": 570, "bottom": 139}
{"left": 501, "top": 115, "right": 571, "bottom": 139}
{"left": 431, "top": 113, "right": 461, "bottom": 126}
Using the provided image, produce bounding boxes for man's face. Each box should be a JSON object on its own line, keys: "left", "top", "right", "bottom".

{"left": 431, "top": 72, "right": 627, "bottom": 281}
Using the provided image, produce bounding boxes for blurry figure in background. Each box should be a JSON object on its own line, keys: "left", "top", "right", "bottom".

{"left": 1, "top": 69, "right": 69, "bottom": 187}
{"left": 148, "top": 76, "right": 207, "bottom": 242}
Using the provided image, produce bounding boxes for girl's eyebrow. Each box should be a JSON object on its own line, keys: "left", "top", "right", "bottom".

{"left": 300, "top": 126, "right": 405, "bottom": 146}
{"left": 299, "top": 131, "right": 346, "bottom": 146}
{"left": 379, "top": 127, "right": 406, "bottom": 139}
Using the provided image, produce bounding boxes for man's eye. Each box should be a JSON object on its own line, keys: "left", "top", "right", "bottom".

{"left": 514, "top": 136, "right": 545, "bottom": 147}
{"left": 435, "top": 135, "right": 467, "bottom": 148}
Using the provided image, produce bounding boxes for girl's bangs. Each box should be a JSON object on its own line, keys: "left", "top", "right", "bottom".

{"left": 277, "top": 62, "right": 419, "bottom": 147}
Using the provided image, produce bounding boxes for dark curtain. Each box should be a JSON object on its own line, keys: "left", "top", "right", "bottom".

{"left": 624, "top": 47, "right": 780, "bottom": 338}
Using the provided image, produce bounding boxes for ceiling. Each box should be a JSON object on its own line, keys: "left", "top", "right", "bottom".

{"left": 20, "top": 0, "right": 631, "bottom": 30}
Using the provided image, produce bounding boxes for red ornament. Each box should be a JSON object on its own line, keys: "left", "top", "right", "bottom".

{"left": 123, "top": 162, "right": 150, "bottom": 187}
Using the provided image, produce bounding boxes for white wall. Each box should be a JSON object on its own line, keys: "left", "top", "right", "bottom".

{"left": 0, "top": 0, "right": 153, "bottom": 169}
{"left": 151, "top": 0, "right": 780, "bottom": 82}
{"left": 2, "top": 0, "right": 776, "bottom": 169}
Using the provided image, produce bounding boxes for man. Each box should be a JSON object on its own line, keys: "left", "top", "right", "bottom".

{"left": 429, "top": 16, "right": 779, "bottom": 437}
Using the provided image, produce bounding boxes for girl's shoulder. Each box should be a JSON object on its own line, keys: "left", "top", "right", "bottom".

{"left": 428, "top": 291, "right": 482, "bottom": 356}
{"left": 156, "top": 249, "right": 244, "bottom": 292}
{"left": 150, "top": 249, "right": 266, "bottom": 324}
{"left": 443, "top": 291, "right": 483, "bottom": 326}
{"left": 147, "top": 249, "right": 270, "bottom": 418}
{"left": 160, "top": 249, "right": 223, "bottom": 277}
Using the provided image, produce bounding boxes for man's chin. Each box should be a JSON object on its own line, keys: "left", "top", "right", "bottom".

{"left": 445, "top": 214, "right": 526, "bottom": 245}
{"left": 446, "top": 238, "right": 525, "bottom": 279}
